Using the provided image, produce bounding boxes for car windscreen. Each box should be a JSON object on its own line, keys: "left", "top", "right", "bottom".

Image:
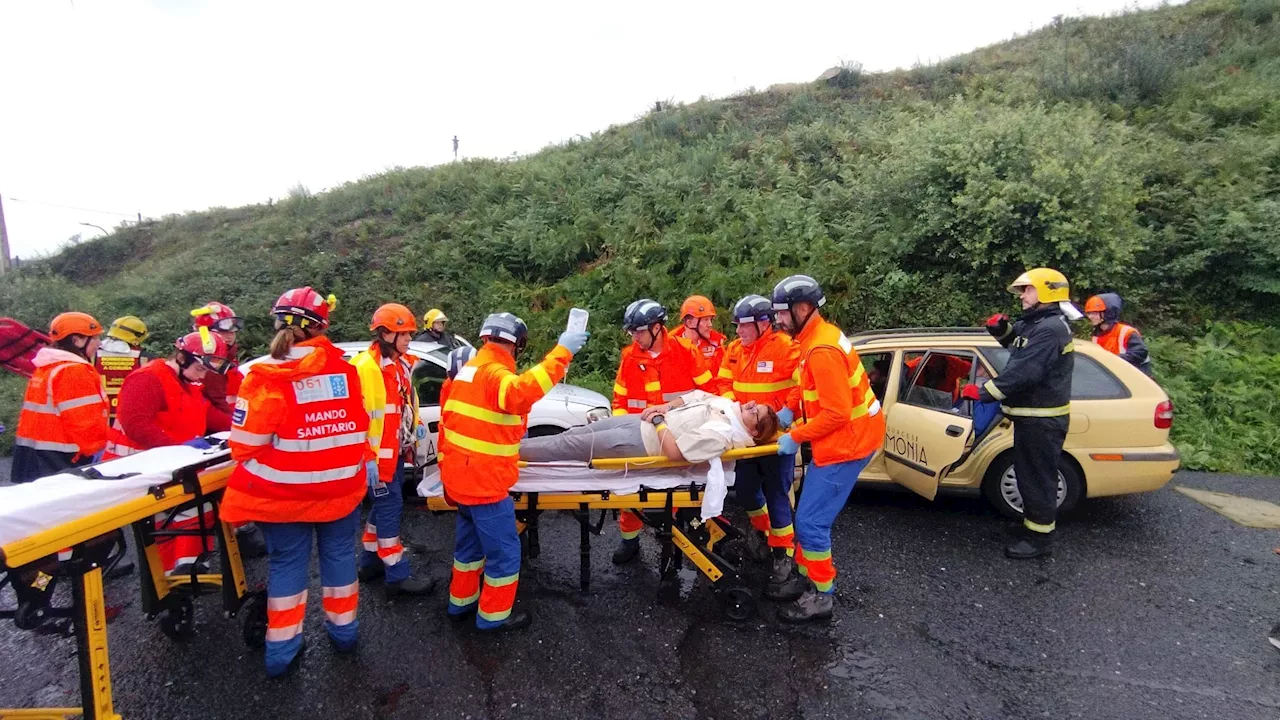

{"left": 979, "top": 347, "right": 1130, "bottom": 400}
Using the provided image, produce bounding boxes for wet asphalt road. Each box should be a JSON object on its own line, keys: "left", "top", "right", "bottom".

{"left": 1, "top": 459, "right": 1278, "bottom": 720}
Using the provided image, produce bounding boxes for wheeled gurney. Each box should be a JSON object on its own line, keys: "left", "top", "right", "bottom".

{"left": 0, "top": 444, "right": 253, "bottom": 720}
{"left": 418, "top": 445, "right": 781, "bottom": 621}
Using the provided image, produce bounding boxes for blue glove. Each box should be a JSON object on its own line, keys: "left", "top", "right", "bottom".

{"left": 776, "top": 433, "right": 800, "bottom": 456}
{"left": 415, "top": 423, "right": 427, "bottom": 441}
{"left": 183, "top": 437, "right": 213, "bottom": 449}
{"left": 365, "top": 460, "right": 380, "bottom": 488}
{"left": 557, "top": 331, "right": 591, "bottom": 355}
{"left": 776, "top": 407, "right": 794, "bottom": 430}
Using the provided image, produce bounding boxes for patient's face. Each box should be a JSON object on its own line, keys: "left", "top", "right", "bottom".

{"left": 740, "top": 401, "right": 767, "bottom": 435}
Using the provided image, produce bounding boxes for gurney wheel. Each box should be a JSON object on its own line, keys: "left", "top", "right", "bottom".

{"left": 720, "top": 587, "right": 755, "bottom": 622}
{"left": 241, "top": 592, "right": 268, "bottom": 649}
{"left": 159, "top": 598, "right": 195, "bottom": 640}
{"left": 14, "top": 601, "right": 47, "bottom": 631}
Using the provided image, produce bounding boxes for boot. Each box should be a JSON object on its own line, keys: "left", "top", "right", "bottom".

{"left": 765, "top": 554, "right": 808, "bottom": 601}
{"left": 1005, "top": 530, "right": 1053, "bottom": 560}
{"left": 777, "top": 588, "right": 834, "bottom": 624}
{"left": 612, "top": 539, "right": 640, "bottom": 565}
{"left": 385, "top": 575, "right": 435, "bottom": 599}
{"left": 236, "top": 524, "right": 268, "bottom": 559}
{"left": 741, "top": 530, "right": 769, "bottom": 564}
{"left": 477, "top": 609, "right": 532, "bottom": 633}
{"left": 358, "top": 562, "right": 385, "bottom": 583}
{"left": 1269, "top": 623, "right": 1280, "bottom": 651}
{"left": 448, "top": 605, "right": 478, "bottom": 623}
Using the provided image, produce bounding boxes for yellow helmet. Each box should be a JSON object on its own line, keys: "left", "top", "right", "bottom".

{"left": 423, "top": 308, "right": 448, "bottom": 327}
{"left": 1008, "top": 268, "right": 1070, "bottom": 304}
{"left": 106, "top": 315, "right": 149, "bottom": 345}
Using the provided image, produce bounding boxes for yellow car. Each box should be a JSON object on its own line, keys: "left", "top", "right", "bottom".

{"left": 850, "top": 327, "right": 1180, "bottom": 517}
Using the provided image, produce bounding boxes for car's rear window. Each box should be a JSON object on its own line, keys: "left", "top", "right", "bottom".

{"left": 979, "top": 347, "right": 1130, "bottom": 400}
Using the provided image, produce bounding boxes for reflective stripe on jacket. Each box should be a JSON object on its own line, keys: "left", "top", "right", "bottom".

{"left": 784, "top": 315, "right": 885, "bottom": 466}
{"left": 718, "top": 328, "right": 800, "bottom": 411}
{"left": 103, "top": 360, "right": 210, "bottom": 459}
{"left": 611, "top": 329, "right": 714, "bottom": 415}
{"left": 221, "top": 336, "right": 371, "bottom": 525}
{"left": 352, "top": 344, "right": 422, "bottom": 477}
{"left": 14, "top": 347, "right": 108, "bottom": 458}
{"left": 439, "top": 343, "right": 572, "bottom": 505}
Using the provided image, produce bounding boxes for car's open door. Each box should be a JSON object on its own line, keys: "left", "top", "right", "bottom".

{"left": 882, "top": 351, "right": 978, "bottom": 501}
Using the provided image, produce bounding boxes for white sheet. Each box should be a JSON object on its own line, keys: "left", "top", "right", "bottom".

{"left": 0, "top": 443, "right": 232, "bottom": 551}
{"left": 416, "top": 461, "right": 736, "bottom": 521}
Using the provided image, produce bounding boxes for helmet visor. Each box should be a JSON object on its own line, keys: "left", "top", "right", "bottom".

{"left": 212, "top": 317, "right": 244, "bottom": 333}
{"left": 200, "top": 355, "right": 233, "bottom": 374}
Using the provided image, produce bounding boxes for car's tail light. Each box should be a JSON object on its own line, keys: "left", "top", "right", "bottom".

{"left": 1154, "top": 400, "right": 1174, "bottom": 429}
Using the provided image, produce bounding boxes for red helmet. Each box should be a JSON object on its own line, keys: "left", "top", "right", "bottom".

{"left": 191, "top": 301, "right": 244, "bottom": 333}
{"left": 272, "top": 287, "right": 335, "bottom": 329}
{"left": 175, "top": 328, "right": 234, "bottom": 374}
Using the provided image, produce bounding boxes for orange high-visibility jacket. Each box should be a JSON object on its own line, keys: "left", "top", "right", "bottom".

{"left": 785, "top": 315, "right": 886, "bottom": 465}
{"left": 103, "top": 360, "right": 211, "bottom": 459}
{"left": 14, "top": 347, "right": 108, "bottom": 458}
{"left": 677, "top": 327, "right": 728, "bottom": 392}
{"left": 439, "top": 343, "right": 573, "bottom": 505}
{"left": 612, "top": 329, "right": 715, "bottom": 415}
{"left": 351, "top": 343, "right": 423, "bottom": 478}
{"left": 719, "top": 328, "right": 800, "bottom": 411}
{"left": 221, "top": 336, "right": 372, "bottom": 525}
{"left": 1093, "top": 323, "right": 1139, "bottom": 355}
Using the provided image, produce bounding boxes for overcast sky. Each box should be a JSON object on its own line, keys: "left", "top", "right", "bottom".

{"left": 0, "top": 0, "right": 1174, "bottom": 260}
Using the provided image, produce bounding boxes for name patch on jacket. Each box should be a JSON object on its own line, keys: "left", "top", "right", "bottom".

{"left": 756, "top": 360, "right": 774, "bottom": 374}
{"left": 293, "top": 374, "right": 350, "bottom": 404}
{"left": 232, "top": 397, "right": 248, "bottom": 426}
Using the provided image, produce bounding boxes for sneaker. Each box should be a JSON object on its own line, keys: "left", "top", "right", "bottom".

{"left": 777, "top": 588, "right": 834, "bottom": 624}
{"left": 612, "top": 540, "right": 640, "bottom": 565}
{"left": 385, "top": 575, "right": 435, "bottom": 599}
{"left": 477, "top": 609, "right": 532, "bottom": 633}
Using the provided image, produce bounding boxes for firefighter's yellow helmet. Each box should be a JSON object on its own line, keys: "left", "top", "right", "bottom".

{"left": 1008, "top": 268, "right": 1070, "bottom": 304}
{"left": 106, "top": 315, "right": 149, "bottom": 345}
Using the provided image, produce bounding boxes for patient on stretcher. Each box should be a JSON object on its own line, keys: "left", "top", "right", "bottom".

{"left": 519, "top": 390, "right": 778, "bottom": 464}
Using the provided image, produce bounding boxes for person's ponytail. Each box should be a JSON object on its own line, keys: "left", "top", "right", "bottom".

{"left": 269, "top": 327, "right": 299, "bottom": 360}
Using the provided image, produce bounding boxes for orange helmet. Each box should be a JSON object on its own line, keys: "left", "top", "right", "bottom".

{"left": 49, "top": 312, "right": 104, "bottom": 342}
{"left": 370, "top": 303, "right": 417, "bottom": 333}
{"left": 1084, "top": 296, "right": 1107, "bottom": 313}
{"left": 680, "top": 295, "right": 716, "bottom": 320}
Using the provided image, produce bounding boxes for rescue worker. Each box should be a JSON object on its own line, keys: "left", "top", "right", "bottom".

{"left": 772, "top": 276, "right": 886, "bottom": 623}
{"left": 610, "top": 298, "right": 717, "bottom": 564}
{"left": 717, "top": 294, "right": 804, "bottom": 600}
{"left": 414, "top": 308, "right": 464, "bottom": 350}
{"left": 352, "top": 304, "right": 434, "bottom": 598}
{"left": 12, "top": 313, "right": 109, "bottom": 484}
{"left": 96, "top": 315, "right": 149, "bottom": 424}
{"left": 961, "top": 268, "right": 1075, "bottom": 560}
{"left": 220, "top": 287, "right": 371, "bottom": 678}
{"left": 440, "top": 313, "right": 588, "bottom": 631}
{"left": 189, "top": 300, "right": 268, "bottom": 557}
{"left": 676, "top": 295, "right": 727, "bottom": 389}
{"left": 102, "top": 329, "right": 235, "bottom": 574}
{"left": 1085, "top": 293, "right": 1153, "bottom": 376}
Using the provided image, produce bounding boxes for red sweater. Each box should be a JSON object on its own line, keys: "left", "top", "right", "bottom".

{"left": 117, "top": 369, "right": 231, "bottom": 448}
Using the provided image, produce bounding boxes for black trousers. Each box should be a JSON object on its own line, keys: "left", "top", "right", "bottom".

{"left": 1012, "top": 415, "right": 1069, "bottom": 532}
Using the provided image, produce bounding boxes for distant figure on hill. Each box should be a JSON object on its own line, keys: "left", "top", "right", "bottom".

{"left": 453, "top": 135, "right": 459, "bottom": 161}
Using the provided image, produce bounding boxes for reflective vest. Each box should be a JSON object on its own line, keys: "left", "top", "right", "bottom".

{"left": 786, "top": 315, "right": 885, "bottom": 466}
{"left": 611, "top": 329, "right": 715, "bottom": 415}
{"left": 1093, "top": 323, "right": 1138, "bottom": 356}
{"left": 351, "top": 344, "right": 422, "bottom": 477}
{"left": 102, "top": 361, "right": 209, "bottom": 459}
{"left": 678, "top": 327, "right": 727, "bottom": 391}
{"left": 439, "top": 343, "right": 572, "bottom": 505}
{"left": 14, "top": 347, "right": 108, "bottom": 458}
{"left": 95, "top": 346, "right": 142, "bottom": 423}
{"left": 719, "top": 328, "right": 800, "bottom": 411}
{"left": 221, "top": 336, "right": 371, "bottom": 525}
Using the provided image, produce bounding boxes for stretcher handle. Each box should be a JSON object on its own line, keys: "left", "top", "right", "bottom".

{"left": 515, "top": 444, "right": 780, "bottom": 471}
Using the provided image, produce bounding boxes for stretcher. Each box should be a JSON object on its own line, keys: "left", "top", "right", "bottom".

{"left": 0, "top": 444, "right": 253, "bottom": 720}
{"left": 417, "top": 445, "right": 780, "bottom": 621}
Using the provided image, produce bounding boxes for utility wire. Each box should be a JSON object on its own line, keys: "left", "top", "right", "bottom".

{"left": 5, "top": 197, "right": 137, "bottom": 217}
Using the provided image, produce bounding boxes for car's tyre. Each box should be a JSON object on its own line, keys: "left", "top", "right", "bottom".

{"left": 981, "top": 452, "right": 1083, "bottom": 519}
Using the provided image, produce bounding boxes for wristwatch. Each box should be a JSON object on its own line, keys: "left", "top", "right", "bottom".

{"left": 649, "top": 414, "right": 666, "bottom": 427}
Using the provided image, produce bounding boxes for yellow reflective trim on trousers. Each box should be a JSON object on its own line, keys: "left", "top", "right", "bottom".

{"left": 769, "top": 524, "right": 794, "bottom": 537}
{"left": 1024, "top": 519, "right": 1056, "bottom": 534}
{"left": 1003, "top": 404, "right": 1070, "bottom": 418}
{"left": 803, "top": 389, "right": 819, "bottom": 402}
{"left": 443, "top": 399, "right": 522, "bottom": 426}
{"left": 453, "top": 558, "right": 485, "bottom": 572}
{"left": 483, "top": 572, "right": 519, "bottom": 588}
{"left": 478, "top": 607, "right": 512, "bottom": 622}
{"left": 800, "top": 547, "right": 831, "bottom": 561}
{"left": 746, "top": 507, "right": 768, "bottom": 518}
{"left": 733, "top": 379, "right": 796, "bottom": 394}
{"left": 450, "top": 591, "right": 480, "bottom": 607}
{"left": 442, "top": 428, "right": 520, "bottom": 457}
{"left": 693, "top": 371, "right": 713, "bottom": 386}
{"left": 983, "top": 379, "right": 1006, "bottom": 401}
{"left": 813, "top": 579, "right": 834, "bottom": 592}
{"left": 613, "top": 383, "right": 627, "bottom": 396}
{"left": 1062, "top": 343, "right": 1075, "bottom": 354}
{"left": 644, "top": 381, "right": 661, "bottom": 392}
{"left": 531, "top": 364, "right": 554, "bottom": 393}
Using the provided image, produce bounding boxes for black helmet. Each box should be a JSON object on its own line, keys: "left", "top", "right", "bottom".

{"left": 446, "top": 345, "right": 477, "bottom": 380}
{"left": 732, "top": 294, "right": 773, "bottom": 324}
{"left": 479, "top": 312, "right": 528, "bottom": 356}
{"left": 622, "top": 299, "right": 666, "bottom": 332}
{"left": 771, "top": 275, "right": 826, "bottom": 311}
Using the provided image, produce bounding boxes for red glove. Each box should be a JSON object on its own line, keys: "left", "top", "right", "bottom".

{"left": 984, "top": 313, "right": 1011, "bottom": 339}
{"left": 960, "top": 384, "right": 982, "bottom": 401}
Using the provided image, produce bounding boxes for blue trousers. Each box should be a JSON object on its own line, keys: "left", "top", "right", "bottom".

{"left": 794, "top": 454, "right": 873, "bottom": 595}
{"left": 259, "top": 508, "right": 360, "bottom": 677}
{"left": 448, "top": 498, "right": 522, "bottom": 629}
{"left": 733, "top": 453, "right": 796, "bottom": 550}
{"left": 361, "top": 463, "right": 410, "bottom": 583}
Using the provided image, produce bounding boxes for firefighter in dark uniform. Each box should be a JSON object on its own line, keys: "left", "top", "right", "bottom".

{"left": 961, "top": 268, "right": 1074, "bottom": 559}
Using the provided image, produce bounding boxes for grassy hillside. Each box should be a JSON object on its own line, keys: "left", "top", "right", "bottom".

{"left": 3, "top": 0, "right": 1279, "bottom": 473}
